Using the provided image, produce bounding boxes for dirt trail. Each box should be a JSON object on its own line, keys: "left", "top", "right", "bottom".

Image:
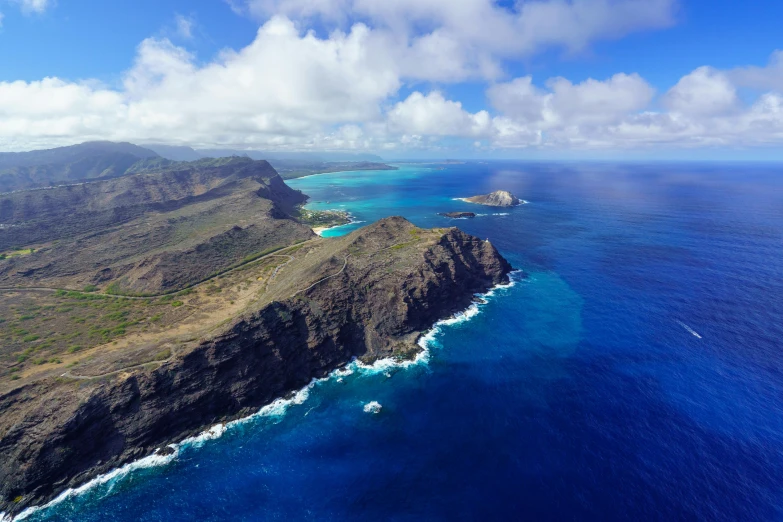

{"left": 49, "top": 237, "right": 412, "bottom": 381}
{"left": 0, "top": 239, "right": 318, "bottom": 300}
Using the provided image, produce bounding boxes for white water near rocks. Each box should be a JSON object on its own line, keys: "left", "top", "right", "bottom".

{"left": 5, "top": 272, "right": 522, "bottom": 522}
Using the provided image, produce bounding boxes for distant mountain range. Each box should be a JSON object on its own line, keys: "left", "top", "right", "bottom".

{"left": 0, "top": 142, "right": 394, "bottom": 194}
{"left": 0, "top": 141, "right": 159, "bottom": 193}
{"left": 143, "top": 144, "right": 385, "bottom": 163}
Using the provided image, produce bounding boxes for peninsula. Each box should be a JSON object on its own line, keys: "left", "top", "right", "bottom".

{"left": 0, "top": 144, "right": 512, "bottom": 516}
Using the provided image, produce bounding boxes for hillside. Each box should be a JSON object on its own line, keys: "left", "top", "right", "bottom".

{"left": 0, "top": 216, "right": 511, "bottom": 513}
{"left": 0, "top": 142, "right": 159, "bottom": 193}
{"left": 143, "top": 145, "right": 397, "bottom": 179}
{"left": 0, "top": 157, "right": 312, "bottom": 294}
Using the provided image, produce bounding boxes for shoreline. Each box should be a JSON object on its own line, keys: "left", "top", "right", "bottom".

{"left": 309, "top": 211, "right": 362, "bottom": 236}
{"left": 313, "top": 218, "right": 363, "bottom": 236}
{"left": 5, "top": 270, "right": 522, "bottom": 522}
{"left": 285, "top": 164, "right": 402, "bottom": 182}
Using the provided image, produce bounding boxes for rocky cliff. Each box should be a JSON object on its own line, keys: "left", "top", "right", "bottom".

{"left": 0, "top": 217, "right": 512, "bottom": 515}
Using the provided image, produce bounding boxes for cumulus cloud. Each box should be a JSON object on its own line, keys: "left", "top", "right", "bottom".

{"left": 2, "top": 4, "right": 783, "bottom": 154}
{"left": 387, "top": 92, "right": 491, "bottom": 137}
{"left": 729, "top": 50, "right": 783, "bottom": 92}
{"left": 243, "top": 0, "right": 677, "bottom": 53}
{"left": 235, "top": 0, "right": 678, "bottom": 81}
{"left": 0, "top": 16, "right": 401, "bottom": 150}
{"left": 483, "top": 63, "right": 783, "bottom": 150}
{"left": 489, "top": 73, "right": 655, "bottom": 127}
{"left": 662, "top": 66, "right": 739, "bottom": 116}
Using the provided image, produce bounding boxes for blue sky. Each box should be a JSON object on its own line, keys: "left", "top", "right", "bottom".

{"left": 1, "top": 0, "right": 783, "bottom": 159}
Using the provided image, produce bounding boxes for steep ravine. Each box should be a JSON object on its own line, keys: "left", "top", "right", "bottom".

{"left": 0, "top": 217, "right": 512, "bottom": 515}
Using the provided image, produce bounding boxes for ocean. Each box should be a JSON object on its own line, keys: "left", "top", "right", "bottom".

{"left": 16, "top": 161, "right": 783, "bottom": 521}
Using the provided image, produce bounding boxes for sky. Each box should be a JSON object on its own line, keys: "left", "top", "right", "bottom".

{"left": 1, "top": 0, "right": 783, "bottom": 159}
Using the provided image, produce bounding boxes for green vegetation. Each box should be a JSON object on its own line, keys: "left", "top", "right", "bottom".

{"left": 82, "top": 285, "right": 98, "bottom": 293}
{"left": 153, "top": 349, "right": 171, "bottom": 361}
{"left": 0, "top": 290, "right": 194, "bottom": 380}
{"left": 296, "top": 208, "right": 351, "bottom": 229}
{"left": 0, "top": 248, "right": 35, "bottom": 259}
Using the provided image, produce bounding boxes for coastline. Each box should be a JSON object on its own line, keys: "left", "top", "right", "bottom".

{"left": 312, "top": 217, "right": 364, "bottom": 236}
{"left": 285, "top": 163, "right": 403, "bottom": 182}
{"left": 5, "top": 270, "right": 522, "bottom": 522}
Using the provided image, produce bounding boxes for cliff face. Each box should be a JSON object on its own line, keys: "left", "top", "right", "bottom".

{"left": 0, "top": 217, "right": 512, "bottom": 515}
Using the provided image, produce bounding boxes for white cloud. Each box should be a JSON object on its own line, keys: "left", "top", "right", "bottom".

{"left": 1, "top": 8, "right": 783, "bottom": 154}
{"left": 489, "top": 73, "right": 655, "bottom": 127}
{"left": 175, "top": 14, "right": 195, "bottom": 39}
{"left": 0, "top": 12, "right": 4, "bottom": 28}
{"left": 235, "top": 0, "right": 678, "bottom": 81}
{"left": 11, "top": 0, "right": 52, "bottom": 14}
{"left": 662, "top": 66, "right": 739, "bottom": 116}
{"left": 387, "top": 91, "right": 491, "bottom": 137}
{"left": 484, "top": 63, "right": 783, "bottom": 150}
{"left": 729, "top": 50, "right": 783, "bottom": 92}
{"left": 0, "top": 16, "right": 401, "bottom": 150}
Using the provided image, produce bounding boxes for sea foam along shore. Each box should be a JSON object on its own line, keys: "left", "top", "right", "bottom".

{"left": 350, "top": 270, "right": 523, "bottom": 375}
{"left": 4, "top": 270, "right": 523, "bottom": 522}
{"left": 314, "top": 219, "right": 365, "bottom": 236}
{"left": 312, "top": 210, "right": 365, "bottom": 236}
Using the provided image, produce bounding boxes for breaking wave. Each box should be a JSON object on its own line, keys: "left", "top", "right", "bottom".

{"left": 6, "top": 271, "right": 522, "bottom": 521}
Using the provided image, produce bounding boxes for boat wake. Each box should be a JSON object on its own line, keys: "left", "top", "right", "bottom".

{"left": 677, "top": 320, "right": 703, "bottom": 339}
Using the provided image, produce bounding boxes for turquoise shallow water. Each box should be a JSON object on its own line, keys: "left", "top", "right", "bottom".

{"left": 15, "top": 161, "right": 783, "bottom": 521}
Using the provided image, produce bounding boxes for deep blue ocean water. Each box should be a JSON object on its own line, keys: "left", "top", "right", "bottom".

{"left": 16, "top": 162, "right": 783, "bottom": 521}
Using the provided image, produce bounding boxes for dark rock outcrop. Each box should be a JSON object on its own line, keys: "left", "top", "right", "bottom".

{"left": 0, "top": 217, "right": 512, "bottom": 515}
{"left": 439, "top": 212, "right": 476, "bottom": 218}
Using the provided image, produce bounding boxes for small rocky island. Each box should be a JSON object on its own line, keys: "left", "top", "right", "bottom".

{"left": 439, "top": 212, "right": 476, "bottom": 219}
{"left": 461, "top": 190, "right": 521, "bottom": 207}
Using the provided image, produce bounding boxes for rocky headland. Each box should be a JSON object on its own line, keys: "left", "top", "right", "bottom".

{"left": 461, "top": 190, "right": 521, "bottom": 207}
{"left": 0, "top": 215, "right": 512, "bottom": 515}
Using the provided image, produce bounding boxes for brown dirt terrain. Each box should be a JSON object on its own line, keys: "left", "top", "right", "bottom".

{"left": 0, "top": 222, "right": 454, "bottom": 393}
